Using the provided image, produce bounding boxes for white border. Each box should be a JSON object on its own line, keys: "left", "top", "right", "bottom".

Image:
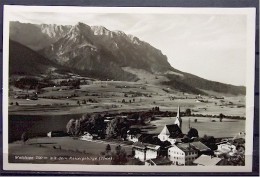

{"left": 2, "top": 5, "right": 256, "bottom": 172}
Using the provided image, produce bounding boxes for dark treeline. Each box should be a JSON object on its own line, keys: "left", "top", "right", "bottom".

{"left": 11, "top": 76, "right": 81, "bottom": 90}
{"left": 190, "top": 113, "right": 246, "bottom": 120}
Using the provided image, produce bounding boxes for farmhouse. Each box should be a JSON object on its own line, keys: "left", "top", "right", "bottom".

{"left": 126, "top": 128, "right": 142, "bottom": 142}
{"left": 47, "top": 131, "right": 67, "bottom": 137}
{"left": 80, "top": 132, "right": 98, "bottom": 141}
{"left": 190, "top": 141, "right": 212, "bottom": 155}
{"left": 133, "top": 142, "right": 160, "bottom": 162}
{"left": 127, "top": 133, "right": 142, "bottom": 143}
{"left": 168, "top": 143, "right": 198, "bottom": 165}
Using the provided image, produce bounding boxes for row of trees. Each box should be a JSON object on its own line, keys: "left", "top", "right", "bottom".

{"left": 66, "top": 114, "right": 106, "bottom": 138}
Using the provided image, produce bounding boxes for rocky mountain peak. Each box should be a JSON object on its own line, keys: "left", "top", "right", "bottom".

{"left": 40, "top": 24, "right": 72, "bottom": 39}
{"left": 91, "top": 26, "right": 114, "bottom": 37}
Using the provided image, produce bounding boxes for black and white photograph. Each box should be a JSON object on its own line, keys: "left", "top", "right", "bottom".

{"left": 2, "top": 5, "right": 256, "bottom": 172}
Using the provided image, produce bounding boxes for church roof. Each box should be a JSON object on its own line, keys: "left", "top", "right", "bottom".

{"left": 160, "top": 124, "right": 182, "bottom": 138}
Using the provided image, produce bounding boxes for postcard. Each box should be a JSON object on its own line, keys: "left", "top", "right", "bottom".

{"left": 2, "top": 5, "right": 256, "bottom": 172}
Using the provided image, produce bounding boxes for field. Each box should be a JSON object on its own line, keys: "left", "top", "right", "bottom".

{"left": 9, "top": 137, "right": 133, "bottom": 164}
{"left": 9, "top": 71, "right": 246, "bottom": 117}
{"left": 149, "top": 116, "right": 245, "bottom": 138}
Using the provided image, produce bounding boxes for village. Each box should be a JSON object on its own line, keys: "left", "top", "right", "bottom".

{"left": 30, "top": 106, "right": 245, "bottom": 166}
{"left": 8, "top": 75, "right": 246, "bottom": 166}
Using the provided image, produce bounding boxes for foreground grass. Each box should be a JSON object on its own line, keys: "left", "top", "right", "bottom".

{"left": 9, "top": 137, "right": 133, "bottom": 164}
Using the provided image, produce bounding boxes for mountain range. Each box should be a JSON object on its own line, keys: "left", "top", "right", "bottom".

{"left": 9, "top": 21, "right": 246, "bottom": 95}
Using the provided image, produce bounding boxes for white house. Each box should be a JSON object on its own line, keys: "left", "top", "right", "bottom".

{"left": 127, "top": 133, "right": 142, "bottom": 143}
{"left": 168, "top": 143, "right": 198, "bottom": 165}
{"left": 47, "top": 131, "right": 67, "bottom": 137}
{"left": 215, "top": 142, "right": 237, "bottom": 157}
{"left": 133, "top": 142, "right": 160, "bottom": 162}
{"left": 80, "top": 132, "right": 98, "bottom": 141}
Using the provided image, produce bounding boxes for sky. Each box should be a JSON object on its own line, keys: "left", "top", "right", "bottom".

{"left": 8, "top": 10, "right": 248, "bottom": 86}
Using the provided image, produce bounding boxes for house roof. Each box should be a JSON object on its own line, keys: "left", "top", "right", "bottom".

{"left": 133, "top": 142, "right": 160, "bottom": 150}
{"left": 191, "top": 141, "right": 211, "bottom": 151}
{"left": 127, "top": 128, "right": 141, "bottom": 135}
{"left": 193, "top": 155, "right": 222, "bottom": 166}
{"left": 147, "top": 157, "right": 172, "bottom": 165}
{"left": 135, "top": 134, "right": 143, "bottom": 139}
{"left": 138, "top": 134, "right": 156, "bottom": 144}
{"left": 169, "top": 133, "right": 184, "bottom": 139}
{"left": 175, "top": 143, "right": 197, "bottom": 152}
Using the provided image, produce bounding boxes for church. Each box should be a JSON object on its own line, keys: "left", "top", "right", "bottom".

{"left": 158, "top": 106, "right": 184, "bottom": 145}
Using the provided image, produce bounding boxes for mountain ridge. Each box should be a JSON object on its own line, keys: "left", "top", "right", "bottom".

{"left": 9, "top": 21, "right": 246, "bottom": 95}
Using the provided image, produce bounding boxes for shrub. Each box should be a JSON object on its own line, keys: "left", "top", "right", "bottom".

{"left": 21, "top": 132, "right": 29, "bottom": 144}
{"left": 100, "top": 152, "right": 106, "bottom": 156}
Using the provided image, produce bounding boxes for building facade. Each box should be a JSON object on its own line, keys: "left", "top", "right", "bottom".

{"left": 133, "top": 142, "right": 160, "bottom": 162}
{"left": 168, "top": 143, "right": 198, "bottom": 165}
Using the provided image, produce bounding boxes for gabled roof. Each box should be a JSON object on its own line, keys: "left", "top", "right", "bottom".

{"left": 160, "top": 124, "right": 182, "bottom": 138}
{"left": 193, "top": 155, "right": 222, "bottom": 166}
{"left": 133, "top": 142, "right": 146, "bottom": 149}
{"left": 175, "top": 143, "right": 197, "bottom": 152}
{"left": 147, "top": 157, "right": 172, "bottom": 165}
{"left": 190, "top": 141, "right": 211, "bottom": 151}
{"left": 133, "top": 142, "right": 160, "bottom": 150}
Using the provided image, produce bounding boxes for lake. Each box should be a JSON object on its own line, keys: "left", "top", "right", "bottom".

{"left": 9, "top": 114, "right": 245, "bottom": 142}
{"left": 9, "top": 114, "right": 82, "bottom": 142}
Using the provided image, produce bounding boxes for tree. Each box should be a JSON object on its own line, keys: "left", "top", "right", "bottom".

{"left": 201, "top": 135, "right": 217, "bottom": 151}
{"left": 21, "top": 132, "right": 29, "bottom": 144}
{"left": 111, "top": 145, "right": 128, "bottom": 165}
{"left": 106, "top": 144, "right": 111, "bottom": 153}
{"left": 82, "top": 99, "right": 86, "bottom": 104}
{"left": 106, "top": 117, "right": 129, "bottom": 139}
{"left": 185, "top": 109, "right": 192, "bottom": 116}
{"left": 219, "top": 113, "right": 224, "bottom": 122}
{"left": 187, "top": 128, "right": 199, "bottom": 138}
{"left": 66, "top": 119, "right": 76, "bottom": 135}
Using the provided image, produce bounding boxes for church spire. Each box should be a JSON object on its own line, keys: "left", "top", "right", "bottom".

{"left": 175, "top": 106, "right": 182, "bottom": 130}
{"left": 177, "top": 106, "right": 180, "bottom": 118}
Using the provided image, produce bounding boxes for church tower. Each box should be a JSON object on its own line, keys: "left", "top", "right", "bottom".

{"left": 174, "top": 106, "right": 182, "bottom": 130}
